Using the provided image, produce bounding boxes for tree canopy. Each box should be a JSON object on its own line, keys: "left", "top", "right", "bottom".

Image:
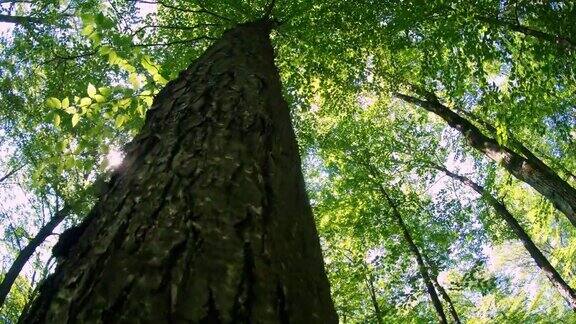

{"left": 0, "top": 0, "right": 575, "bottom": 322}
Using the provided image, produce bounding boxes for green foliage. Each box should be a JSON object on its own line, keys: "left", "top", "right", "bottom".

{"left": 0, "top": 275, "right": 31, "bottom": 323}
{"left": 1, "top": 0, "right": 575, "bottom": 321}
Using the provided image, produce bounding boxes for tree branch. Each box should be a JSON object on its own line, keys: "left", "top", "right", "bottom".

{"left": 0, "top": 164, "right": 22, "bottom": 184}
{"left": 0, "top": 14, "right": 44, "bottom": 25}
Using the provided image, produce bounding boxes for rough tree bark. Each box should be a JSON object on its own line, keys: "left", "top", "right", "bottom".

{"left": 435, "top": 165, "right": 576, "bottom": 310}
{"left": 19, "top": 20, "right": 337, "bottom": 323}
{"left": 395, "top": 92, "right": 576, "bottom": 228}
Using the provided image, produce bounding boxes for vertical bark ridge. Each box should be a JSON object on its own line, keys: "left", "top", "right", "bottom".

{"left": 20, "top": 20, "right": 337, "bottom": 323}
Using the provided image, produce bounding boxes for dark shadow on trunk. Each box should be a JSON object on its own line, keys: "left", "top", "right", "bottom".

{"left": 19, "top": 20, "right": 337, "bottom": 323}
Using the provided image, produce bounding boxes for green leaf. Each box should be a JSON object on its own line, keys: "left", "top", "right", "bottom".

{"left": 98, "top": 87, "right": 112, "bottom": 97}
{"left": 64, "top": 106, "right": 77, "bottom": 114}
{"left": 80, "top": 13, "right": 95, "bottom": 25}
{"left": 80, "top": 97, "right": 92, "bottom": 107}
{"left": 153, "top": 74, "right": 168, "bottom": 85}
{"left": 87, "top": 83, "right": 97, "bottom": 98}
{"left": 143, "top": 96, "right": 153, "bottom": 106}
{"left": 88, "top": 32, "right": 101, "bottom": 44}
{"left": 81, "top": 24, "right": 94, "bottom": 36}
{"left": 128, "top": 73, "right": 141, "bottom": 88}
{"left": 46, "top": 97, "right": 61, "bottom": 109}
{"left": 141, "top": 56, "right": 168, "bottom": 85}
{"left": 71, "top": 114, "right": 80, "bottom": 127}
{"left": 93, "top": 94, "right": 106, "bottom": 103}
{"left": 63, "top": 156, "right": 75, "bottom": 168}
{"left": 61, "top": 97, "right": 70, "bottom": 109}
{"left": 108, "top": 51, "right": 120, "bottom": 64}
{"left": 115, "top": 114, "right": 126, "bottom": 127}
{"left": 95, "top": 13, "right": 115, "bottom": 29}
{"left": 98, "top": 45, "right": 113, "bottom": 55}
{"left": 53, "top": 114, "right": 61, "bottom": 127}
{"left": 137, "top": 104, "right": 146, "bottom": 117}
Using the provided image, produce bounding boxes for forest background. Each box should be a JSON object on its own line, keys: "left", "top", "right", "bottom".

{"left": 0, "top": 0, "right": 575, "bottom": 322}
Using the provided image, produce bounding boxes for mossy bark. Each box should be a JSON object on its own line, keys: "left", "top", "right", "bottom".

{"left": 20, "top": 20, "right": 337, "bottom": 323}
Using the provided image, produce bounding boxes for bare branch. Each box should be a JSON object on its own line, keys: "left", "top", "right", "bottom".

{"left": 41, "top": 48, "right": 100, "bottom": 65}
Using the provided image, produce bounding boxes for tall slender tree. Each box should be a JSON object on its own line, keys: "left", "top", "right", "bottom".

{"left": 19, "top": 19, "right": 337, "bottom": 323}
{"left": 434, "top": 164, "right": 576, "bottom": 310}
{"left": 0, "top": 206, "right": 68, "bottom": 308}
{"left": 396, "top": 91, "right": 576, "bottom": 227}
{"left": 364, "top": 160, "right": 449, "bottom": 324}
{"left": 366, "top": 272, "right": 384, "bottom": 324}
{"left": 422, "top": 254, "right": 461, "bottom": 324}
{"left": 377, "top": 185, "right": 448, "bottom": 324}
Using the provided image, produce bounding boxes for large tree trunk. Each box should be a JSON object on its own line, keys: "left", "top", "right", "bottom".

{"left": 20, "top": 20, "right": 337, "bottom": 323}
{"left": 435, "top": 165, "right": 576, "bottom": 310}
{"left": 396, "top": 92, "right": 576, "bottom": 227}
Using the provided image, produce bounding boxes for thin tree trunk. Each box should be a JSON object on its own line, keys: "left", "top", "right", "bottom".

{"left": 0, "top": 175, "right": 106, "bottom": 308}
{"left": 421, "top": 254, "right": 461, "bottom": 324}
{"left": 435, "top": 165, "right": 576, "bottom": 310}
{"left": 19, "top": 20, "right": 337, "bottom": 323}
{"left": 0, "top": 206, "right": 69, "bottom": 308}
{"left": 430, "top": 276, "right": 460, "bottom": 324}
{"left": 376, "top": 183, "right": 448, "bottom": 324}
{"left": 395, "top": 92, "right": 576, "bottom": 227}
{"left": 366, "top": 274, "right": 383, "bottom": 324}
{"left": 477, "top": 16, "right": 575, "bottom": 50}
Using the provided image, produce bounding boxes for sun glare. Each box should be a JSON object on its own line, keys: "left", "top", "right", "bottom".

{"left": 106, "top": 149, "right": 124, "bottom": 169}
